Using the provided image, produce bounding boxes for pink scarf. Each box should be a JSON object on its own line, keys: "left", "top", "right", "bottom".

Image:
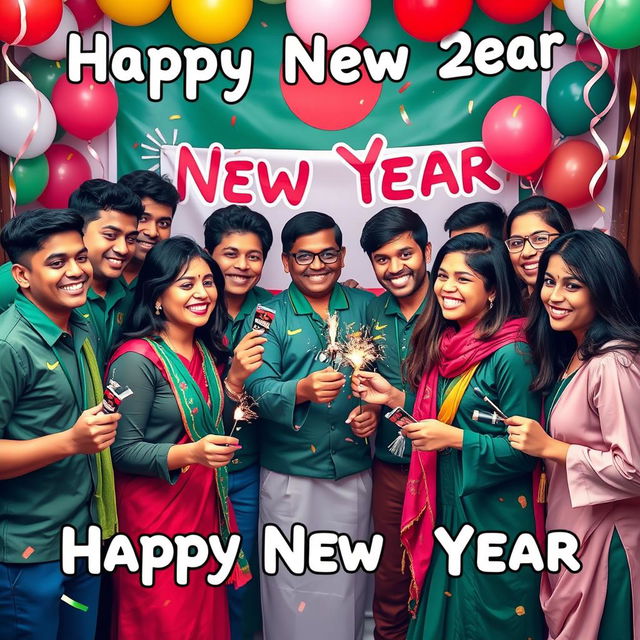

{"left": 400, "top": 318, "right": 527, "bottom": 614}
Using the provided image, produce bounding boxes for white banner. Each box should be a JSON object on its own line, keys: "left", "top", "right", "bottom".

{"left": 161, "top": 135, "right": 519, "bottom": 290}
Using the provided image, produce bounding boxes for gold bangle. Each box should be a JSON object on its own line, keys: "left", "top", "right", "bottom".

{"left": 223, "top": 379, "right": 243, "bottom": 403}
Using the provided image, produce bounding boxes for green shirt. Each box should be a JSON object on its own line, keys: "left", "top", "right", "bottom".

{"left": 244, "top": 283, "right": 374, "bottom": 480}
{"left": 0, "top": 294, "right": 98, "bottom": 563}
{"left": 224, "top": 286, "right": 273, "bottom": 473}
{"left": 368, "top": 291, "right": 426, "bottom": 465}
{"left": 78, "top": 278, "right": 134, "bottom": 367}
{"left": 0, "top": 261, "right": 18, "bottom": 314}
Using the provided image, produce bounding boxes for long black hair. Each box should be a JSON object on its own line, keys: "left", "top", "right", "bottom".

{"left": 123, "top": 236, "right": 230, "bottom": 363}
{"left": 405, "top": 233, "right": 523, "bottom": 389}
{"left": 506, "top": 195, "right": 574, "bottom": 237}
{"left": 527, "top": 230, "right": 640, "bottom": 392}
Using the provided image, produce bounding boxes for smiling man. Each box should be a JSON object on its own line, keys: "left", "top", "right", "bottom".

{"left": 244, "top": 211, "right": 376, "bottom": 640}
{"left": 117, "top": 170, "right": 180, "bottom": 288}
{"left": 203, "top": 205, "right": 274, "bottom": 640}
{"left": 0, "top": 209, "right": 119, "bottom": 640}
{"left": 360, "top": 207, "right": 431, "bottom": 640}
{"left": 68, "top": 179, "right": 143, "bottom": 366}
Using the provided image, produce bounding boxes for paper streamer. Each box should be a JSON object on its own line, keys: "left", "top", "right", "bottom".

{"left": 86, "top": 140, "right": 106, "bottom": 179}
{"left": 611, "top": 76, "right": 637, "bottom": 160}
{"left": 1, "top": 0, "right": 44, "bottom": 214}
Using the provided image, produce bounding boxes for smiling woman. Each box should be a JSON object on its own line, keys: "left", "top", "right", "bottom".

{"left": 104, "top": 237, "right": 255, "bottom": 640}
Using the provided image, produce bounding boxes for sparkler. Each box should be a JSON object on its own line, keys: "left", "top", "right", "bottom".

{"left": 324, "top": 312, "right": 341, "bottom": 367}
{"left": 229, "top": 392, "right": 259, "bottom": 438}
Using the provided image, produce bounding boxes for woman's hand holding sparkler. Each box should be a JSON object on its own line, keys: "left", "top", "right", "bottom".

{"left": 505, "top": 416, "right": 569, "bottom": 462}
{"left": 351, "top": 370, "right": 405, "bottom": 408}
{"left": 190, "top": 434, "right": 241, "bottom": 469}
{"left": 346, "top": 403, "right": 380, "bottom": 439}
{"left": 402, "top": 419, "right": 463, "bottom": 452}
{"left": 296, "top": 367, "right": 346, "bottom": 404}
{"left": 228, "top": 329, "right": 267, "bottom": 388}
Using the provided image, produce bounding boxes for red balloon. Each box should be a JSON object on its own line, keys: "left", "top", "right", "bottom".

{"left": 39, "top": 144, "right": 92, "bottom": 208}
{"left": 52, "top": 68, "right": 118, "bottom": 140}
{"left": 66, "top": 0, "right": 103, "bottom": 31}
{"left": 0, "top": 0, "right": 63, "bottom": 46}
{"left": 576, "top": 38, "right": 617, "bottom": 81}
{"left": 393, "top": 0, "right": 472, "bottom": 42}
{"left": 477, "top": 0, "right": 549, "bottom": 24}
{"left": 542, "top": 139, "right": 607, "bottom": 209}
{"left": 280, "top": 38, "right": 382, "bottom": 131}
{"left": 482, "top": 96, "right": 553, "bottom": 177}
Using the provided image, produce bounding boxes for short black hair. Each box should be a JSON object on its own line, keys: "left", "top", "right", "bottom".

{"left": 506, "top": 196, "right": 574, "bottom": 237}
{"left": 0, "top": 208, "right": 85, "bottom": 265}
{"left": 203, "top": 205, "right": 273, "bottom": 257}
{"left": 444, "top": 202, "right": 506, "bottom": 240}
{"left": 281, "top": 211, "right": 342, "bottom": 254}
{"left": 68, "top": 178, "right": 144, "bottom": 227}
{"left": 118, "top": 170, "right": 180, "bottom": 215}
{"left": 360, "top": 207, "right": 429, "bottom": 256}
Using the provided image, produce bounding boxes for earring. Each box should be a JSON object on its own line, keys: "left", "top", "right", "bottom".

{"left": 155, "top": 302, "right": 162, "bottom": 316}
{"left": 489, "top": 299, "right": 495, "bottom": 310}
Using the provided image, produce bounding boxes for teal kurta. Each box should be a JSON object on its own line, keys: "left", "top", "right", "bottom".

{"left": 224, "top": 286, "right": 273, "bottom": 473}
{"left": 244, "top": 283, "right": 374, "bottom": 479}
{"left": 0, "top": 294, "right": 98, "bottom": 563}
{"left": 408, "top": 343, "right": 546, "bottom": 640}
{"left": 368, "top": 291, "right": 426, "bottom": 465}
{"left": 0, "top": 261, "right": 17, "bottom": 314}
{"left": 78, "top": 279, "right": 134, "bottom": 367}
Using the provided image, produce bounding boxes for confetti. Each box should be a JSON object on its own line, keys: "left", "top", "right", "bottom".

{"left": 61, "top": 594, "right": 88, "bottom": 612}
{"left": 163, "top": 600, "right": 171, "bottom": 607}
{"left": 467, "top": 100, "right": 474, "bottom": 114}
{"left": 398, "top": 81, "right": 411, "bottom": 93}
{"left": 399, "top": 104, "right": 412, "bottom": 126}
{"left": 512, "top": 104, "right": 522, "bottom": 118}
{"left": 231, "top": 115, "right": 237, "bottom": 126}
{"left": 498, "top": 497, "right": 505, "bottom": 502}
{"left": 310, "top": 445, "right": 317, "bottom": 453}
{"left": 444, "top": 591, "right": 452, "bottom": 597}
{"left": 260, "top": 21, "right": 268, "bottom": 28}
{"left": 297, "top": 601, "right": 306, "bottom": 613}
{"left": 22, "top": 546, "right": 35, "bottom": 559}
{"left": 345, "top": 437, "right": 354, "bottom": 443}
{"left": 515, "top": 605, "right": 526, "bottom": 616}
{"left": 169, "top": 114, "right": 182, "bottom": 120}
{"left": 55, "top": 61, "right": 61, "bottom": 69}
{"left": 293, "top": 424, "right": 302, "bottom": 431}
{"left": 518, "top": 496, "right": 528, "bottom": 509}
{"left": 66, "top": 153, "right": 74, "bottom": 161}
{"left": 133, "top": 142, "right": 139, "bottom": 149}
{"left": 359, "top": 99, "right": 365, "bottom": 105}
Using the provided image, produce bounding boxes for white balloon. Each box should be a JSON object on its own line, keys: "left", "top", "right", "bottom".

{"left": 0, "top": 82, "right": 57, "bottom": 159}
{"left": 28, "top": 6, "right": 78, "bottom": 60}
{"left": 564, "top": 0, "right": 588, "bottom": 34}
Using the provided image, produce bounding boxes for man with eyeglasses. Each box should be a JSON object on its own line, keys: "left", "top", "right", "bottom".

{"left": 243, "top": 211, "right": 377, "bottom": 640}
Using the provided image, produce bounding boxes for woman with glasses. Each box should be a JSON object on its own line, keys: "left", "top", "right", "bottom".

{"left": 106, "top": 237, "right": 253, "bottom": 640}
{"left": 353, "top": 234, "right": 545, "bottom": 640}
{"left": 505, "top": 196, "right": 574, "bottom": 301}
{"left": 506, "top": 230, "right": 640, "bottom": 640}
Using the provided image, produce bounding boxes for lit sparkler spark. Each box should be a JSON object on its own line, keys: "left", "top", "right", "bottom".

{"left": 229, "top": 392, "right": 259, "bottom": 437}
{"left": 341, "top": 331, "right": 379, "bottom": 374}
{"left": 324, "top": 312, "right": 341, "bottom": 365}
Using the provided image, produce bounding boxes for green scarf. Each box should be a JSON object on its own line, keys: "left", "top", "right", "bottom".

{"left": 82, "top": 337, "right": 118, "bottom": 539}
{"left": 144, "top": 337, "right": 251, "bottom": 581}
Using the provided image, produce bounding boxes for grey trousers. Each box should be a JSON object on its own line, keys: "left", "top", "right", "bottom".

{"left": 259, "top": 468, "right": 373, "bottom": 640}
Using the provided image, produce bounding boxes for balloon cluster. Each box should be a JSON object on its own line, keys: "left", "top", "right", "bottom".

{"left": 0, "top": 0, "right": 119, "bottom": 206}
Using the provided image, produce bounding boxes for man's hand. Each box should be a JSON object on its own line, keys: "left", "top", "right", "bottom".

{"left": 66, "top": 403, "right": 120, "bottom": 454}
{"left": 227, "top": 330, "right": 268, "bottom": 386}
{"left": 296, "top": 367, "right": 346, "bottom": 404}
{"left": 346, "top": 404, "right": 380, "bottom": 439}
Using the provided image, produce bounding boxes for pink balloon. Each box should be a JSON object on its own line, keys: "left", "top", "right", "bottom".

{"left": 482, "top": 96, "right": 553, "bottom": 177}
{"left": 66, "top": 0, "right": 103, "bottom": 30}
{"left": 286, "top": 0, "right": 371, "bottom": 50}
{"left": 52, "top": 68, "right": 118, "bottom": 140}
{"left": 576, "top": 38, "right": 617, "bottom": 81}
{"left": 39, "top": 143, "right": 92, "bottom": 208}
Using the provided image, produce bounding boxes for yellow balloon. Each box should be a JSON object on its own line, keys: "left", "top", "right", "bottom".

{"left": 97, "top": 0, "right": 170, "bottom": 26}
{"left": 171, "top": 0, "right": 253, "bottom": 44}
{"left": 552, "top": 0, "right": 565, "bottom": 9}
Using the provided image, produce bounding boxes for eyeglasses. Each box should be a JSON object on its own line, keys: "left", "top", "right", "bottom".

{"left": 288, "top": 249, "right": 341, "bottom": 266}
{"left": 505, "top": 232, "right": 560, "bottom": 253}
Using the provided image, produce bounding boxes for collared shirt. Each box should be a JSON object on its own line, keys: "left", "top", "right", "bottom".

{"left": 0, "top": 261, "right": 18, "bottom": 314}
{"left": 244, "top": 283, "right": 374, "bottom": 480}
{"left": 0, "top": 294, "right": 97, "bottom": 563}
{"left": 78, "top": 278, "right": 134, "bottom": 367}
{"left": 368, "top": 291, "right": 427, "bottom": 464}
{"left": 224, "top": 286, "right": 273, "bottom": 472}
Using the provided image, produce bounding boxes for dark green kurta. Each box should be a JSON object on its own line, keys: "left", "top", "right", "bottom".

{"left": 0, "top": 294, "right": 97, "bottom": 563}
{"left": 408, "top": 343, "right": 546, "bottom": 640}
{"left": 224, "top": 286, "right": 273, "bottom": 473}
{"left": 368, "top": 291, "right": 426, "bottom": 465}
{"left": 244, "top": 283, "right": 373, "bottom": 479}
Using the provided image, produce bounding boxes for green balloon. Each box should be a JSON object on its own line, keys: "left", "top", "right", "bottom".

{"left": 547, "top": 61, "right": 615, "bottom": 137}
{"left": 20, "top": 55, "right": 67, "bottom": 101}
{"left": 551, "top": 6, "right": 581, "bottom": 44}
{"left": 586, "top": 0, "right": 640, "bottom": 50}
{"left": 258, "top": 0, "right": 285, "bottom": 3}
{"left": 12, "top": 155, "right": 49, "bottom": 206}
{"left": 54, "top": 123, "right": 66, "bottom": 142}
